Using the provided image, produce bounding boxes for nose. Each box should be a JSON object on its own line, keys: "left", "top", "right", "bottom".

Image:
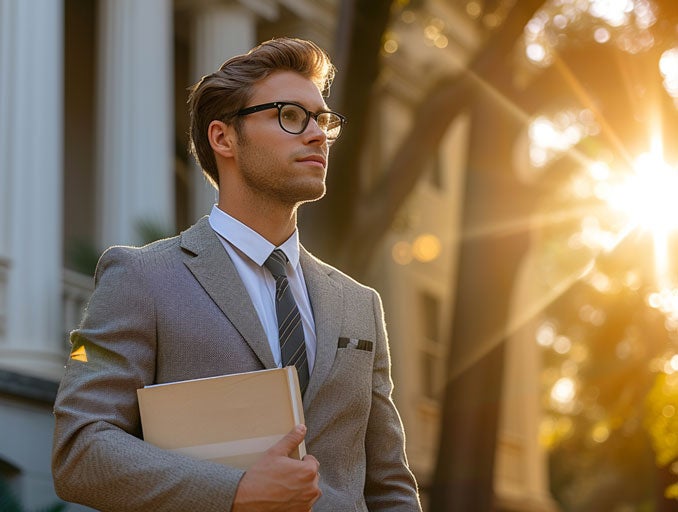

{"left": 303, "top": 116, "right": 328, "bottom": 145}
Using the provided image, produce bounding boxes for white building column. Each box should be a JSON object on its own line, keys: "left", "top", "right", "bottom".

{"left": 97, "top": 0, "right": 174, "bottom": 248}
{"left": 0, "top": 0, "right": 64, "bottom": 379}
{"left": 0, "top": 0, "right": 13, "bottom": 344}
{"left": 188, "top": 3, "right": 257, "bottom": 221}
{"left": 0, "top": 0, "right": 13, "bottom": 261}
{"left": 495, "top": 248, "right": 561, "bottom": 512}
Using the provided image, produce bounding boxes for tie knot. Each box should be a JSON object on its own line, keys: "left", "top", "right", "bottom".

{"left": 263, "top": 249, "right": 288, "bottom": 279}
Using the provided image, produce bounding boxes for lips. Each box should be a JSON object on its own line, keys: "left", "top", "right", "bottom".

{"left": 297, "top": 154, "right": 327, "bottom": 167}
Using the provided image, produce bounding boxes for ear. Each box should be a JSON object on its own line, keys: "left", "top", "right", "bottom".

{"left": 208, "top": 120, "right": 237, "bottom": 159}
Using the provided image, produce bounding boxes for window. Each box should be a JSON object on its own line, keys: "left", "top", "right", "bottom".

{"left": 419, "top": 291, "right": 445, "bottom": 400}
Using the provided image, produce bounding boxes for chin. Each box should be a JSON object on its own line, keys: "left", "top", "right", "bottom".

{"left": 292, "top": 182, "right": 326, "bottom": 205}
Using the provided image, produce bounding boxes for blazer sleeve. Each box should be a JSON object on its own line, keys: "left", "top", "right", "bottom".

{"left": 52, "top": 246, "right": 244, "bottom": 512}
{"left": 363, "top": 290, "right": 422, "bottom": 511}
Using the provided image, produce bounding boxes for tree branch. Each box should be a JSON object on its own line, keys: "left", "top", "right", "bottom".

{"left": 339, "top": 0, "right": 545, "bottom": 276}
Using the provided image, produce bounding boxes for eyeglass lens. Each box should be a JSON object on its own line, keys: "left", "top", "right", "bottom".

{"left": 279, "top": 104, "right": 342, "bottom": 140}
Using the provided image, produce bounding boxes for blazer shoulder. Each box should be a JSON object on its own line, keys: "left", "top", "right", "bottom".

{"left": 99, "top": 234, "right": 179, "bottom": 262}
{"left": 98, "top": 216, "right": 213, "bottom": 268}
{"left": 300, "top": 246, "right": 380, "bottom": 299}
{"left": 95, "top": 230, "right": 187, "bottom": 281}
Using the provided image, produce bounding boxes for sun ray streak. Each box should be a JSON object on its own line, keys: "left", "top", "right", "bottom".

{"left": 460, "top": 203, "right": 606, "bottom": 241}
{"left": 459, "top": 55, "right": 619, "bottom": 177}
{"left": 446, "top": 251, "right": 593, "bottom": 383}
{"left": 448, "top": 198, "right": 644, "bottom": 385}
{"left": 551, "top": 53, "right": 635, "bottom": 168}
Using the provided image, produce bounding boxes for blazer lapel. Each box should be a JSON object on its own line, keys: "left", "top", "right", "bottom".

{"left": 181, "top": 217, "right": 276, "bottom": 369}
{"left": 300, "top": 248, "right": 343, "bottom": 405}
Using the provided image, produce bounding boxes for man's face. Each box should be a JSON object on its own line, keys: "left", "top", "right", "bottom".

{"left": 234, "top": 71, "right": 331, "bottom": 207}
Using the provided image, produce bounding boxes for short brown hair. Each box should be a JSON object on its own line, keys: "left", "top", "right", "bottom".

{"left": 187, "top": 37, "right": 336, "bottom": 188}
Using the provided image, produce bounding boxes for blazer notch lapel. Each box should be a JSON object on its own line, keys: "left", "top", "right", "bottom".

{"left": 300, "top": 250, "right": 343, "bottom": 404}
{"left": 182, "top": 219, "right": 276, "bottom": 369}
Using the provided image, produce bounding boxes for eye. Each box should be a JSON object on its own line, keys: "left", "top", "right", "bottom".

{"left": 280, "top": 105, "right": 305, "bottom": 124}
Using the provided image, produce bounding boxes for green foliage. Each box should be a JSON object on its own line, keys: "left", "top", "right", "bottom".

{"left": 0, "top": 478, "right": 65, "bottom": 512}
{"left": 66, "top": 218, "right": 175, "bottom": 276}
{"left": 645, "top": 372, "right": 678, "bottom": 500}
{"left": 533, "top": 193, "right": 678, "bottom": 509}
{"left": 66, "top": 237, "right": 101, "bottom": 276}
{"left": 135, "top": 219, "right": 174, "bottom": 245}
{"left": 0, "top": 477, "right": 21, "bottom": 512}
{"left": 645, "top": 373, "right": 678, "bottom": 467}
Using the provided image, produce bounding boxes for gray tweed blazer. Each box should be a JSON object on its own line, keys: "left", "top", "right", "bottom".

{"left": 52, "top": 217, "right": 420, "bottom": 512}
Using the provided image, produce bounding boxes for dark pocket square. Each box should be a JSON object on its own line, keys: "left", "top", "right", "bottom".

{"left": 338, "top": 337, "right": 373, "bottom": 352}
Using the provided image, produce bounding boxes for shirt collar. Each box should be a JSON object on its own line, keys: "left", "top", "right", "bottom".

{"left": 208, "top": 205, "right": 300, "bottom": 267}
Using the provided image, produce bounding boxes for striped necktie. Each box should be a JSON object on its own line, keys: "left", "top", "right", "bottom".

{"left": 263, "top": 249, "right": 309, "bottom": 395}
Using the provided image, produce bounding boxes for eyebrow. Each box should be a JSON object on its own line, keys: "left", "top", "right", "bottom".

{"left": 277, "top": 100, "right": 332, "bottom": 112}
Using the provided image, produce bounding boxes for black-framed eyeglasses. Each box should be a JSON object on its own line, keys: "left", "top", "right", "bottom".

{"left": 236, "top": 101, "right": 347, "bottom": 143}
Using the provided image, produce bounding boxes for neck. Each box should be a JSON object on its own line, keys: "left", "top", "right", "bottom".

{"left": 217, "top": 191, "right": 298, "bottom": 246}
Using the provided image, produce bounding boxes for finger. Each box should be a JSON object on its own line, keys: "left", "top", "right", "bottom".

{"left": 302, "top": 454, "right": 320, "bottom": 473}
{"left": 268, "top": 424, "right": 306, "bottom": 457}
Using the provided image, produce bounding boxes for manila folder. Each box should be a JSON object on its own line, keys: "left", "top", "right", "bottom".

{"left": 137, "top": 366, "right": 305, "bottom": 469}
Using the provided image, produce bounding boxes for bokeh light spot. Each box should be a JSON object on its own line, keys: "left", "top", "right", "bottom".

{"left": 412, "top": 234, "right": 441, "bottom": 263}
{"left": 392, "top": 241, "right": 413, "bottom": 265}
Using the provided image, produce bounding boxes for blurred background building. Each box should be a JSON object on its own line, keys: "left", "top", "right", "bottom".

{"left": 4, "top": 0, "right": 678, "bottom": 511}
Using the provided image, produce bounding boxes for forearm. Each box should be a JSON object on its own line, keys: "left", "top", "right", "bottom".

{"left": 52, "top": 420, "right": 244, "bottom": 512}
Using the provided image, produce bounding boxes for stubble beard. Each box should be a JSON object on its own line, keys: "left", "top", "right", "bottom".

{"left": 237, "top": 135, "right": 327, "bottom": 208}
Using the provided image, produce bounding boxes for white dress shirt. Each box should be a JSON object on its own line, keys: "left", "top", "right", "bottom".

{"left": 208, "top": 205, "right": 317, "bottom": 373}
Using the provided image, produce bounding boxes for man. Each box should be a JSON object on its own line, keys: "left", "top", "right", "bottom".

{"left": 52, "top": 37, "right": 421, "bottom": 511}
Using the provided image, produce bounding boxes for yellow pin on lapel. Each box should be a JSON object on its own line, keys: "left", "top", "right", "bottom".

{"left": 70, "top": 345, "right": 88, "bottom": 362}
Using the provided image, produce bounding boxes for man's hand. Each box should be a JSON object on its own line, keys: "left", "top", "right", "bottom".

{"left": 232, "top": 424, "right": 321, "bottom": 512}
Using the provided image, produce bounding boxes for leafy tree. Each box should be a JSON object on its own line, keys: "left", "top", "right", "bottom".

{"left": 470, "top": 0, "right": 678, "bottom": 509}
{"left": 0, "top": 478, "right": 65, "bottom": 512}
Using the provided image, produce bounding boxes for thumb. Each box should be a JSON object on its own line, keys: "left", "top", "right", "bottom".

{"left": 268, "top": 424, "right": 306, "bottom": 457}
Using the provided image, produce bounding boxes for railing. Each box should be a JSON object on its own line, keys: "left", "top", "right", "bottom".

{"left": 0, "top": 261, "right": 92, "bottom": 351}
{"left": 62, "top": 269, "right": 94, "bottom": 350}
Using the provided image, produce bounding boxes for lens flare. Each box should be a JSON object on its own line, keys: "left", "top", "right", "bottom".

{"left": 603, "top": 148, "right": 678, "bottom": 240}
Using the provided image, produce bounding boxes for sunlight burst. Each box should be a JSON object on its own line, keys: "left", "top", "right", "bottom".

{"left": 604, "top": 150, "right": 678, "bottom": 236}
{"left": 601, "top": 145, "right": 678, "bottom": 291}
